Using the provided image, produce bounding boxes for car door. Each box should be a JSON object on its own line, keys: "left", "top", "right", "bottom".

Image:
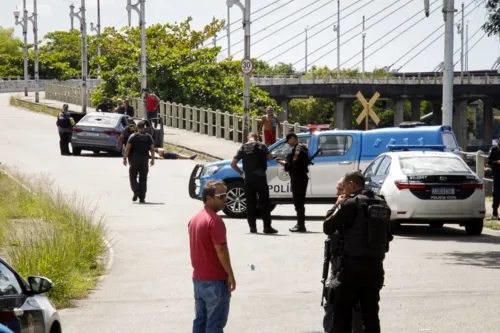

{"left": 363, "top": 155, "right": 386, "bottom": 191}
{"left": 0, "top": 262, "right": 45, "bottom": 333}
{"left": 368, "top": 156, "right": 392, "bottom": 194}
{"left": 267, "top": 135, "right": 312, "bottom": 198}
{"left": 310, "top": 133, "right": 359, "bottom": 197}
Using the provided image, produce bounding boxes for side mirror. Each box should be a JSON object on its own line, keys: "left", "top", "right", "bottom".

{"left": 28, "top": 276, "right": 54, "bottom": 295}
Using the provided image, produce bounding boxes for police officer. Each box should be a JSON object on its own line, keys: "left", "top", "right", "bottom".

{"left": 117, "top": 118, "right": 138, "bottom": 154}
{"left": 56, "top": 104, "right": 75, "bottom": 155}
{"left": 230, "top": 133, "right": 278, "bottom": 234}
{"left": 323, "top": 171, "right": 393, "bottom": 333}
{"left": 96, "top": 97, "right": 112, "bottom": 113}
{"left": 277, "top": 132, "right": 310, "bottom": 232}
{"left": 122, "top": 121, "right": 155, "bottom": 203}
{"left": 322, "top": 176, "right": 363, "bottom": 333}
{"left": 487, "top": 139, "right": 500, "bottom": 219}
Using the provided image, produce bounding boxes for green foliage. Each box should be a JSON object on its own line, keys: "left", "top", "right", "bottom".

{"left": 483, "top": 0, "right": 500, "bottom": 36}
{"left": 0, "top": 27, "right": 23, "bottom": 57}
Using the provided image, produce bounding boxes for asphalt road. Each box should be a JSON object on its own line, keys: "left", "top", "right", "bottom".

{"left": 1, "top": 93, "right": 500, "bottom": 333}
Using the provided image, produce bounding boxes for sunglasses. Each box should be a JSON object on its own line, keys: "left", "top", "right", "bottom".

{"left": 214, "top": 193, "right": 227, "bottom": 199}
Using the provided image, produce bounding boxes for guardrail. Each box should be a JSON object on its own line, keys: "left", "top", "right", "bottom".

{"left": 248, "top": 73, "right": 500, "bottom": 86}
{"left": 459, "top": 150, "right": 493, "bottom": 196}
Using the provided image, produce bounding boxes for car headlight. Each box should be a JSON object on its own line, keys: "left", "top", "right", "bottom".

{"left": 202, "top": 164, "right": 224, "bottom": 176}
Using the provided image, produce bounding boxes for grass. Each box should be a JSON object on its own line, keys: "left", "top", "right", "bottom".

{"left": 0, "top": 169, "right": 107, "bottom": 308}
{"left": 10, "top": 96, "right": 59, "bottom": 117}
{"left": 164, "top": 143, "right": 215, "bottom": 162}
{"left": 485, "top": 221, "right": 500, "bottom": 230}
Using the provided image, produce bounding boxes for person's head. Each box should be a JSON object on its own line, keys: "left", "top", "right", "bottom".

{"left": 336, "top": 176, "right": 345, "bottom": 196}
{"left": 266, "top": 106, "right": 274, "bottom": 115}
{"left": 143, "top": 88, "right": 150, "bottom": 97}
{"left": 102, "top": 97, "right": 108, "bottom": 103}
{"left": 285, "top": 133, "right": 299, "bottom": 146}
{"left": 117, "top": 98, "right": 123, "bottom": 106}
{"left": 247, "top": 133, "right": 259, "bottom": 142}
{"left": 124, "top": 98, "right": 130, "bottom": 106}
{"left": 137, "top": 120, "right": 146, "bottom": 132}
{"left": 202, "top": 180, "right": 227, "bottom": 212}
{"left": 62, "top": 104, "right": 69, "bottom": 112}
{"left": 342, "top": 171, "right": 365, "bottom": 196}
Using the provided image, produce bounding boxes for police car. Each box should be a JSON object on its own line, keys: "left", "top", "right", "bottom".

{"left": 363, "top": 145, "right": 485, "bottom": 235}
{"left": 188, "top": 124, "right": 461, "bottom": 218}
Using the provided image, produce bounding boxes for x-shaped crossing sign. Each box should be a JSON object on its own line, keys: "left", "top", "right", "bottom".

{"left": 356, "top": 91, "right": 380, "bottom": 130}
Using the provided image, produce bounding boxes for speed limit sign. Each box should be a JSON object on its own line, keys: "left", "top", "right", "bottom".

{"left": 241, "top": 59, "right": 254, "bottom": 74}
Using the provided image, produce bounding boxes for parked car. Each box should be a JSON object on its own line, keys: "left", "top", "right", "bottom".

{"left": 188, "top": 123, "right": 461, "bottom": 218}
{"left": 363, "top": 146, "right": 485, "bottom": 235}
{"left": 0, "top": 257, "right": 61, "bottom": 333}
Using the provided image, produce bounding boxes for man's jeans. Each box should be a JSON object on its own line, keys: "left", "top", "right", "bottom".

{"left": 193, "top": 279, "right": 231, "bottom": 333}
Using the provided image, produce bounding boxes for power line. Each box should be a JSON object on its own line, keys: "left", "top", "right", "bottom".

{"left": 228, "top": 0, "right": 335, "bottom": 55}
{"left": 452, "top": 23, "right": 482, "bottom": 57}
{"left": 253, "top": 0, "right": 295, "bottom": 23}
{"left": 345, "top": 0, "right": 441, "bottom": 69}
{"left": 297, "top": 0, "right": 410, "bottom": 71}
{"left": 393, "top": 0, "right": 482, "bottom": 70}
{"left": 255, "top": 0, "right": 365, "bottom": 60}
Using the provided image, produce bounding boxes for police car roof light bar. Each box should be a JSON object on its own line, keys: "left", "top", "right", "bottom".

{"left": 387, "top": 144, "right": 446, "bottom": 152}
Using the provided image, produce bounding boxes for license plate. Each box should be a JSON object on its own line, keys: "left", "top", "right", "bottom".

{"left": 432, "top": 186, "right": 455, "bottom": 195}
{"left": 85, "top": 132, "right": 100, "bottom": 137}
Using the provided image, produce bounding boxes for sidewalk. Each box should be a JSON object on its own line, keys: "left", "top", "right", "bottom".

{"left": 16, "top": 93, "right": 239, "bottom": 161}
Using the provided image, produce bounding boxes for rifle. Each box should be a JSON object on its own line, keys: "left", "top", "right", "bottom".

{"left": 308, "top": 148, "right": 322, "bottom": 165}
{"left": 321, "top": 237, "right": 331, "bottom": 306}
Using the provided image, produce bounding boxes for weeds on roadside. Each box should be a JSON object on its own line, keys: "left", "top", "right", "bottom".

{"left": 0, "top": 171, "right": 107, "bottom": 308}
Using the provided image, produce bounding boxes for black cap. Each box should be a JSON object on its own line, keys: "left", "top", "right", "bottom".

{"left": 63, "top": 104, "right": 69, "bottom": 110}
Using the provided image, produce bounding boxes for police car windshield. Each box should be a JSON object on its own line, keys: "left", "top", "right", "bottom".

{"left": 79, "top": 115, "right": 119, "bottom": 126}
{"left": 399, "top": 156, "right": 470, "bottom": 175}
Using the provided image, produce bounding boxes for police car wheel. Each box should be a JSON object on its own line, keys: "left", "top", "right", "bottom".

{"left": 223, "top": 181, "right": 247, "bottom": 219}
{"left": 73, "top": 148, "right": 82, "bottom": 156}
{"left": 464, "top": 219, "right": 483, "bottom": 235}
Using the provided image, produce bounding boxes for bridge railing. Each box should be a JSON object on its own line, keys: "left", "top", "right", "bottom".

{"left": 248, "top": 72, "right": 500, "bottom": 85}
{"left": 459, "top": 150, "right": 493, "bottom": 196}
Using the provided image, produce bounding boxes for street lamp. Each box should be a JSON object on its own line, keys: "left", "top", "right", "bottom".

{"left": 90, "top": 0, "right": 101, "bottom": 61}
{"left": 13, "top": 3, "right": 29, "bottom": 97}
{"left": 127, "top": 0, "right": 147, "bottom": 116}
{"left": 70, "top": 4, "right": 75, "bottom": 30}
{"left": 457, "top": 2, "right": 464, "bottom": 83}
{"left": 70, "top": 0, "right": 88, "bottom": 113}
{"left": 227, "top": 0, "right": 251, "bottom": 141}
{"left": 28, "top": 0, "right": 40, "bottom": 104}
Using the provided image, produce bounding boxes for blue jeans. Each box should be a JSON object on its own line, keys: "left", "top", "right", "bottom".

{"left": 192, "top": 279, "right": 231, "bottom": 333}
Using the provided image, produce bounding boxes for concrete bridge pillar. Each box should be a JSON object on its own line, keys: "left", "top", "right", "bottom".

{"left": 453, "top": 100, "right": 468, "bottom": 150}
{"left": 344, "top": 100, "right": 353, "bottom": 129}
{"left": 410, "top": 99, "right": 421, "bottom": 121}
{"left": 277, "top": 99, "right": 289, "bottom": 122}
{"left": 483, "top": 100, "right": 493, "bottom": 146}
{"left": 334, "top": 100, "right": 345, "bottom": 129}
{"left": 432, "top": 102, "right": 442, "bottom": 125}
{"left": 394, "top": 100, "right": 405, "bottom": 126}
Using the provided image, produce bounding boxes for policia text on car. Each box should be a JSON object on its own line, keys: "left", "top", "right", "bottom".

{"left": 56, "top": 104, "right": 75, "bottom": 155}
{"left": 231, "top": 133, "right": 278, "bottom": 234}
{"left": 123, "top": 121, "right": 155, "bottom": 203}
{"left": 323, "top": 171, "right": 393, "bottom": 333}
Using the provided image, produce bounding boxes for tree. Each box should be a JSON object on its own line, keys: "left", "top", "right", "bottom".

{"left": 0, "top": 26, "right": 23, "bottom": 57}
{"left": 483, "top": 0, "right": 500, "bottom": 36}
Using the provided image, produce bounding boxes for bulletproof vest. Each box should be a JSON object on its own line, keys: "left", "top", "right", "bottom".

{"left": 489, "top": 145, "right": 500, "bottom": 174}
{"left": 343, "top": 192, "right": 391, "bottom": 260}
{"left": 240, "top": 141, "right": 267, "bottom": 176}
{"left": 129, "top": 133, "right": 152, "bottom": 156}
{"left": 286, "top": 144, "right": 309, "bottom": 175}
{"left": 57, "top": 112, "right": 71, "bottom": 128}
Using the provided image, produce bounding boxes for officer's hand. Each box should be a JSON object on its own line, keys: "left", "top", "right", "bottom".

{"left": 150, "top": 159, "right": 155, "bottom": 167}
{"left": 241, "top": 173, "right": 245, "bottom": 180}
{"left": 123, "top": 158, "right": 127, "bottom": 166}
{"left": 336, "top": 194, "right": 346, "bottom": 204}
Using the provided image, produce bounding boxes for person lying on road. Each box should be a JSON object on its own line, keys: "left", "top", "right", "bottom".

{"left": 153, "top": 148, "right": 197, "bottom": 160}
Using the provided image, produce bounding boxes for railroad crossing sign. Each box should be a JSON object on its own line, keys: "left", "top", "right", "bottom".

{"left": 241, "top": 59, "right": 254, "bottom": 75}
{"left": 356, "top": 91, "right": 380, "bottom": 130}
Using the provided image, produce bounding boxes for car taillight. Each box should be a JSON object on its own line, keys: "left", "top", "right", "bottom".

{"left": 104, "top": 131, "right": 120, "bottom": 136}
{"left": 394, "top": 181, "right": 425, "bottom": 190}
{"left": 73, "top": 128, "right": 82, "bottom": 132}
{"left": 461, "top": 183, "right": 483, "bottom": 189}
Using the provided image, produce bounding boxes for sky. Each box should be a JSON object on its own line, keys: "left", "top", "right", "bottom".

{"left": 2, "top": 0, "right": 499, "bottom": 73}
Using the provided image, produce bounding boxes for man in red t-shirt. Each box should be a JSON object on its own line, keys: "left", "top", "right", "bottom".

{"left": 188, "top": 180, "right": 236, "bottom": 333}
{"left": 143, "top": 88, "right": 160, "bottom": 127}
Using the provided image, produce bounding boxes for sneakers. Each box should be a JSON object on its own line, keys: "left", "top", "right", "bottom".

{"left": 132, "top": 193, "right": 138, "bottom": 202}
{"left": 263, "top": 227, "right": 278, "bottom": 234}
{"left": 289, "top": 225, "right": 307, "bottom": 233}
{"left": 249, "top": 227, "right": 257, "bottom": 234}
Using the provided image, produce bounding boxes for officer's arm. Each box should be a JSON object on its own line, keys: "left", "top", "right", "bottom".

{"left": 323, "top": 199, "right": 356, "bottom": 235}
{"left": 488, "top": 148, "right": 498, "bottom": 166}
{"left": 148, "top": 135, "right": 155, "bottom": 163}
{"left": 262, "top": 144, "right": 274, "bottom": 160}
{"left": 230, "top": 148, "right": 244, "bottom": 176}
{"left": 325, "top": 203, "right": 339, "bottom": 219}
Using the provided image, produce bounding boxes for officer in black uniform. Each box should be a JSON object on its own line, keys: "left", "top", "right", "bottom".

{"left": 230, "top": 133, "right": 278, "bottom": 234}
{"left": 56, "top": 104, "right": 75, "bottom": 155}
{"left": 277, "top": 132, "right": 310, "bottom": 232}
{"left": 123, "top": 121, "right": 155, "bottom": 203}
{"left": 323, "top": 171, "right": 393, "bottom": 333}
{"left": 96, "top": 97, "right": 112, "bottom": 113}
{"left": 487, "top": 140, "right": 500, "bottom": 219}
{"left": 117, "top": 118, "right": 138, "bottom": 154}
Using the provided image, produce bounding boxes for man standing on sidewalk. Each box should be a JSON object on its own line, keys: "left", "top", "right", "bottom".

{"left": 258, "top": 106, "right": 280, "bottom": 146}
{"left": 230, "top": 133, "right": 278, "bottom": 234}
{"left": 143, "top": 89, "right": 160, "bottom": 127}
{"left": 189, "top": 180, "right": 236, "bottom": 333}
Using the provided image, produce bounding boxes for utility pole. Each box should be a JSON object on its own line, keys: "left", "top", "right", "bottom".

{"left": 442, "top": 0, "right": 455, "bottom": 127}
{"left": 90, "top": 0, "right": 102, "bottom": 74}
{"left": 457, "top": 2, "right": 464, "bottom": 83}
{"left": 362, "top": 15, "right": 366, "bottom": 77}
{"left": 334, "top": 0, "right": 340, "bottom": 79}
{"left": 13, "top": 2, "right": 29, "bottom": 97}
{"left": 70, "top": 0, "right": 88, "bottom": 113}
{"left": 127, "top": 0, "right": 147, "bottom": 115}
{"left": 465, "top": 21, "right": 469, "bottom": 72}
{"left": 127, "top": 0, "right": 132, "bottom": 27}
{"left": 227, "top": 6, "right": 231, "bottom": 58}
{"left": 29, "top": 0, "right": 39, "bottom": 103}
{"left": 305, "top": 26, "right": 308, "bottom": 73}
{"left": 70, "top": 4, "right": 75, "bottom": 30}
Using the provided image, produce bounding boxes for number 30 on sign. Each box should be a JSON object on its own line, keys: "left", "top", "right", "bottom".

{"left": 241, "top": 59, "right": 254, "bottom": 75}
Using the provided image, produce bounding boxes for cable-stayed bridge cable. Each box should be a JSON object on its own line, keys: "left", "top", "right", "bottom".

{"left": 454, "top": 29, "right": 487, "bottom": 67}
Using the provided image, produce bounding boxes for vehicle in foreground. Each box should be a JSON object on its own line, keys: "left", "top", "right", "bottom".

{"left": 363, "top": 145, "right": 485, "bottom": 235}
{"left": 188, "top": 123, "right": 460, "bottom": 218}
{"left": 0, "top": 257, "right": 61, "bottom": 333}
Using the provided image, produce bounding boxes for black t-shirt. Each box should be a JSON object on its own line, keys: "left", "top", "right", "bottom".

{"left": 127, "top": 132, "right": 154, "bottom": 156}
{"left": 286, "top": 144, "right": 309, "bottom": 175}
{"left": 488, "top": 144, "right": 500, "bottom": 175}
{"left": 234, "top": 141, "right": 270, "bottom": 177}
{"left": 96, "top": 102, "right": 112, "bottom": 113}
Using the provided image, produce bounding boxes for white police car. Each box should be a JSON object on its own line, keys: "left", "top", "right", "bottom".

{"left": 363, "top": 145, "right": 486, "bottom": 235}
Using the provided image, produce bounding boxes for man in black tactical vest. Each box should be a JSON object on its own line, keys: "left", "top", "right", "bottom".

{"left": 231, "top": 133, "right": 278, "bottom": 234}
{"left": 123, "top": 121, "right": 155, "bottom": 203}
{"left": 487, "top": 139, "right": 500, "bottom": 218}
{"left": 277, "top": 132, "right": 310, "bottom": 233}
{"left": 56, "top": 104, "right": 75, "bottom": 155}
{"left": 323, "top": 171, "right": 393, "bottom": 333}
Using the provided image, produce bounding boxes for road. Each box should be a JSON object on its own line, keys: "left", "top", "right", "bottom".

{"left": 1, "top": 93, "right": 500, "bottom": 333}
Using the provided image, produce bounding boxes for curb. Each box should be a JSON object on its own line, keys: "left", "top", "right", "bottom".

{"left": 13, "top": 96, "right": 89, "bottom": 115}
{"left": 0, "top": 166, "right": 114, "bottom": 276}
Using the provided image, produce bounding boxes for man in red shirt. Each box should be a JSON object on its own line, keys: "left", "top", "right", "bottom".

{"left": 143, "top": 88, "right": 160, "bottom": 127}
{"left": 188, "top": 180, "right": 236, "bottom": 333}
